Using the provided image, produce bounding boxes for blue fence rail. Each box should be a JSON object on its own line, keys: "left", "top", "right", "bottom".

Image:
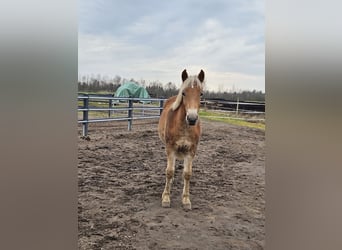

{"left": 78, "top": 94, "right": 165, "bottom": 136}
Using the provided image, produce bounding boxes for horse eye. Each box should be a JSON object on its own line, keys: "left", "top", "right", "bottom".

{"left": 200, "top": 92, "right": 203, "bottom": 96}
{"left": 182, "top": 92, "right": 186, "bottom": 96}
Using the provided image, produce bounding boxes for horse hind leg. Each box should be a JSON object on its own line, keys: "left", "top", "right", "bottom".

{"left": 182, "top": 155, "right": 193, "bottom": 210}
{"left": 162, "top": 151, "right": 175, "bottom": 207}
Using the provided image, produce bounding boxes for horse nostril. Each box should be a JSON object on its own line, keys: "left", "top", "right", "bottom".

{"left": 187, "top": 116, "right": 197, "bottom": 125}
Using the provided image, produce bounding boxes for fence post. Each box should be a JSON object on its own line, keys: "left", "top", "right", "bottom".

{"left": 142, "top": 102, "right": 144, "bottom": 116}
{"left": 128, "top": 98, "right": 133, "bottom": 131}
{"left": 236, "top": 98, "right": 239, "bottom": 115}
{"left": 159, "top": 99, "right": 164, "bottom": 115}
{"left": 108, "top": 99, "right": 112, "bottom": 118}
{"left": 82, "top": 97, "right": 89, "bottom": 136}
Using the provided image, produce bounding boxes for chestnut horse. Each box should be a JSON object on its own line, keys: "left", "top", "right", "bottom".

{"left": 158, "top": 69, "right": 205, "bottom": 210}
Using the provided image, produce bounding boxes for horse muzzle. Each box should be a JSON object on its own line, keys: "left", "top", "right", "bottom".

{"left": 186, "top": 113, "right": 198, "bottom": 126}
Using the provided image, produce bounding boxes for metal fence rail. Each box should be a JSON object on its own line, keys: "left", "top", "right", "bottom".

{"left": 78, "top": 94, "right": 265, "bottom": 136}
{"left": 202, "top": 99, "right": 265, "bottom": 114}
{"left": 78, "top": 94, "right": 165, "bottom": 136}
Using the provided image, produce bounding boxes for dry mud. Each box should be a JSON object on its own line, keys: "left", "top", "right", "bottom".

{"left": 78, "top": 119, "right": 265, "bottom": 249}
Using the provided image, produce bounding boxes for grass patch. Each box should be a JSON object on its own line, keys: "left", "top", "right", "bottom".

{"left": 199, "top": 110, "right": 265, "bottom": 130}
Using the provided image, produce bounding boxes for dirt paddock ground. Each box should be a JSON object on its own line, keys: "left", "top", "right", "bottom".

{"left": 78, "top": 119, "right": 265, "bottom": 249}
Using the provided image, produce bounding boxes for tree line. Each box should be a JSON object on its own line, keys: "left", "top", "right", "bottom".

{"left": 78, "top": 78, "right": 265, "bottom": 102}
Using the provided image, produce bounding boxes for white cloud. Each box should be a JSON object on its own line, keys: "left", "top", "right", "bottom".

{"left": 78, "top": 1, "right": 264, "bottom": 92}
{"left": 125, "top": 15, "right": 160, "bottom": 35}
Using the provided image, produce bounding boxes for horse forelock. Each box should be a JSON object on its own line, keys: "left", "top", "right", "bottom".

{"left": 183, "top": 75, "right": 203, "bottom": 90}
{"left": 171, "top": 76, "right": 204, "bottom": 111}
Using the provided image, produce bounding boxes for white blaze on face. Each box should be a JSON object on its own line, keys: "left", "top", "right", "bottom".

{"left": 186, "top": 108, "right": 198, "bottom": 123}
{"left": 187, "top": 108, "right": 198, "bottom": 117}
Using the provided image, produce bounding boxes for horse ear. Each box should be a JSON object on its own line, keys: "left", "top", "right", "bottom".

{"left": 181, "top": 69, "right": 188, "bottom": 82}
{"left": 198, "top": 69, "right": 205, "bottom": 83}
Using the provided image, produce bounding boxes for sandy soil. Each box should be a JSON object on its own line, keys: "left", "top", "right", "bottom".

{"left": 78, "top": 119, "right": 265, "bottom": 249}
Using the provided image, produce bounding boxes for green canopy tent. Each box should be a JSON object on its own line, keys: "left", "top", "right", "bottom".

{"left": 114, "top": 82, "right": 151, "bottom": 103}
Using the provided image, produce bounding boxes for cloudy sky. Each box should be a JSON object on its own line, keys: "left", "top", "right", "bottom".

{"left": 79, "top": 0, "right": 264, "bottom": 92}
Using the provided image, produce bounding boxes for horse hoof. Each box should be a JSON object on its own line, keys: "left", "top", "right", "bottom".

{"left": 162, "top": 201, "right": 171, "bottom": 208}
{"left": 183, "top": 203, "right": 191, "bottom": 211}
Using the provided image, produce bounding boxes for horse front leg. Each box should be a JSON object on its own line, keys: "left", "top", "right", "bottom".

{"left": 182, "top": 155, "right": 193, "bottom": 210}
{"left": 162, "top": 151, "right": 175, "bottom": 207}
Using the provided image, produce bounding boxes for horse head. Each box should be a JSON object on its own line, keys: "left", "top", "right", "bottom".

{"left": 179, "top": 69, "right": 205, "bottom": 125}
